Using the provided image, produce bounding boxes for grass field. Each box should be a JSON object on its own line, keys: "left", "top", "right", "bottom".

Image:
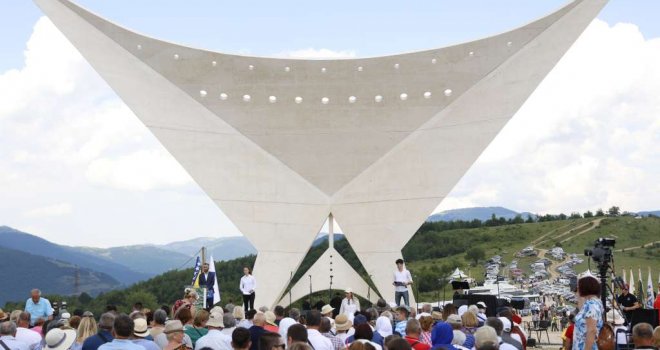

{"left": 409, "top": 216, "right": 660, "bottom": 300}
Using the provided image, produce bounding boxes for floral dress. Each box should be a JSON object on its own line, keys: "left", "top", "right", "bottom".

{"left": 573, "top": 298, "right": 603, "bottom": 350}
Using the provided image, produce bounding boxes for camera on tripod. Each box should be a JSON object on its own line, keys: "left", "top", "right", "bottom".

{"left": 584, "top": 237, "right": 615, "bottom": 266}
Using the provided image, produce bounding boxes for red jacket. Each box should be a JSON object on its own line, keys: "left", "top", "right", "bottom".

{"left": 405, "top": 336, "right": 431, "bottom": 350}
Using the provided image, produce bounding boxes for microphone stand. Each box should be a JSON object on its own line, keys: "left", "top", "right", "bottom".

{"left": 308, "top": 275, "right": 313, "bottom": 306}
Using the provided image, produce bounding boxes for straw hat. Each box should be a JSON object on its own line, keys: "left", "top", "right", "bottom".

{"left": 264, "top": 311, "right": 277, "bottom": 326}
{"left": 164, "top": 320, "right": 184, "bottom": 334}
{"left": 334, "top": 314, "right": 352, "bottom": 331}
{"left": 0, "top": 309, "right": 8, "bottom": 322}
{"left": 44, "top": 328, "right": 76, "bottom": 350}
{"left": 321, "top": 305, "right": 334, "bottom": 315}
{"left": 447, "top": 314, "right": 463, "bottom": 327}
{"left": 206, "top": 312, "right": 225, "bottom": 328}
{"left": 133, "top": 318, "right": 150, "bottom": 338}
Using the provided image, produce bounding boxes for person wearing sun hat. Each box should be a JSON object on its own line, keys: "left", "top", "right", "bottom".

{"left": 320, "top": 305, "right": 335, "bottom": 330}
{"left": 195, "top": 311, "right": 232, "bottom": 350}
{"left": 333, "top": 314, "right": 352, "bottom": 343}
{"left": 43, "top": 327, "right": 77, "bottom": 350}
{"left": 132, "top": 318, "right": 159, "bottom": 350}
{"left": 161, "top": 320, "right": 187, "bottom": 350}
{"left": 264, "top": 311, "right": 279, "bottom": 333}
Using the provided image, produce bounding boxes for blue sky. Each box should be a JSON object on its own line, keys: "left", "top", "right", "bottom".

{"left": 3, "top": 1, "right": 660, "bottom": 71}
{"left": 1, "top": 1, "right": 659, "bottom": 247}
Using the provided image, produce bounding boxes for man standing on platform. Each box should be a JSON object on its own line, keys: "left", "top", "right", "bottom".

{"left": 240, "top": 267, "right": 256, "bottom": 313}
{"left": 393, "top": 259, "right": 413, "bottom": 307}
{"left": 199, "top": 263, "right": 216, "bottom": 309}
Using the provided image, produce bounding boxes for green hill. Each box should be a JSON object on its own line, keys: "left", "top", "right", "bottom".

{"left": 4, "top": 216, "right": 658, "bottom": 312}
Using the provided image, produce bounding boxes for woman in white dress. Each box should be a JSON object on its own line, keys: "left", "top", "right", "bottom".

{"left": 339, "top": 288, "right": 360, "bottom": 322}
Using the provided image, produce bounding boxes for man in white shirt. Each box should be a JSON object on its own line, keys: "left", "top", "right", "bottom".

{"left": 306, "top": 311, "right": 334, "bottom": 350}
{"left": 393, "top": 259, "right": 413, "bottom": 307}
{"left": 195, "top": 311, "right": 233, "bottom": 350}
{"left": 240, "top": 267, "right": 257, "bottom": 313}
{"left": 0, "top": 321, "right": 29, "bottom": 350}
{"left": 14, "top": 312, "right": 41, "bottom": 350}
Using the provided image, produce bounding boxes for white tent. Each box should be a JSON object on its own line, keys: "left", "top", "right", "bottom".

{"left": 448, "top": 268, "right": 468, "bottom": 281}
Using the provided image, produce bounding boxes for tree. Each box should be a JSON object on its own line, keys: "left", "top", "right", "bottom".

{"left": 583, "top": 211, "right": 594, "bottom": 218}
{"left": 465, "top": 247, "right": 486, "bottom": 266}
{"left": 608, "top": 206, "right": 621, "bottom": 216}
{"left": 595, "top": 209, "right": 605, "bottom": 217}
{"left": 125, "top": 290, "right": 159, "bottom": 313}
{"left": 570, "top": 212, "right": 582, "bottom": 219}
{"left": 525, "top": 215, "right": 535, "bottom": 223}
{"left": 78, "top": 292, "right": 93, "bottom": 304}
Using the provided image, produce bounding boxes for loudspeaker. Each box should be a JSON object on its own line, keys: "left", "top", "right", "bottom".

{"left": 630, "top": 309, "right": 659, "bottom": 328}
{"left": 451, "top": 281, "right": 470, "bottom": 290}
{"left": 453, "top": 294, "right": 498, "bottom": 317}
{"left": 510, "top": 299, "right": 526, "bottom": 310}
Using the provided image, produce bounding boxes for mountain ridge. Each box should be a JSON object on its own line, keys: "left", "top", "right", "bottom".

{"left": 427, "top": 206, "right": 535, "bottom": 222}
{"left": 0, "top": 245, "right": 120, "bottom": 305}
{"left": 0, "top": 226, "right": 149, "bottom": 285}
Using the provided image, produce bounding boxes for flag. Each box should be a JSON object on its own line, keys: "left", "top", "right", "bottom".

{"left": 629, "top": 268, "right": 635, "bottom": 294}
{"left": 637, "top": 268, "right": 644, "bottom": 308}
{"left": 191, "top": 256, "right": 201, "bottom": 287}
{"left": 622, "top": 269, "right": 627, "bottom": 286}
{"left": 646, "top": 267, "right": 654, "bottom": 309}
{"left": 208, "top": 255, "right": 221, "bottom": 305}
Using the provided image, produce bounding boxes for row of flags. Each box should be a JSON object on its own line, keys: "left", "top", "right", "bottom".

{"left": 621, "top": 267, "right": 658, "bottom": 308}
{"left": 190, "top": 255, "right": 222, "bottom": 307}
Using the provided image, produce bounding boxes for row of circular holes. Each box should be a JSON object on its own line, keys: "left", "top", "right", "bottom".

{"left": 137, "top": 42, "right": 514, "bottom": 71}
{"left": 198, "top": 90, "right": 453, "bottom": 103}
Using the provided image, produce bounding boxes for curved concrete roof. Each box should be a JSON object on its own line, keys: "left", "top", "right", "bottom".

{"left": 41, "top": 0, "right": 582, "bottom": 196}
{"left": 34, "top": 0, "right": 608, "bottom": 307}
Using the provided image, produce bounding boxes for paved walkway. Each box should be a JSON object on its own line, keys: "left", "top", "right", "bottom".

{"left": 521, "top": 315, "right": 565, "bottom": 346}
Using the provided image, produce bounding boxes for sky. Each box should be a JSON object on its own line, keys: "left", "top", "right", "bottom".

{"left": 0, "top": 1, "right": 658, "bottom": 248}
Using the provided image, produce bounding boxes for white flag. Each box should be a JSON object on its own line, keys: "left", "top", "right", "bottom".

{"left": 647, "top": 267, "right": 654, "bottom": 308}
{"left": 629, "top": 268, "right": 635, "bottom": 294}
{"left": 208, "top": 255, "right": 222, "bottom": 306}
{"left": 622, "top": 269, "right": 627, "bottom": 286}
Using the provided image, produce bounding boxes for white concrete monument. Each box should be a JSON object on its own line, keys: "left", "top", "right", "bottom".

{"left": 34, "top": 0, "right": 608, "bottom": 307}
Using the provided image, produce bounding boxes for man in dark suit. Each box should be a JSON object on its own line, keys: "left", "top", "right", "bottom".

{"left": 198, "top": 263, "right": 216, "bottom": 309}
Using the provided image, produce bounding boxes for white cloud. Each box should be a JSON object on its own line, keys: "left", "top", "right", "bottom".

{"left": 0, "top": 17, "right": 193, "bottom": 192}
{"left": 0, "top": 18, "right": 225, "bottom": 247}
{"left": 437, "top": 20, "right": 660, "bottom": 214}
{"left": 86, "top": 150, "right": 192, "bottom": 191}
{"left": 275, "top": 47, "right": 357, "bottom": 59}
{"left": 22, "top": 203, "right": 72, "bottom": 218}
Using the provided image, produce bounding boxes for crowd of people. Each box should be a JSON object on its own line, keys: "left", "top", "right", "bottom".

{"left": 2, "top": 276, "right": 660, "bottom": 350}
